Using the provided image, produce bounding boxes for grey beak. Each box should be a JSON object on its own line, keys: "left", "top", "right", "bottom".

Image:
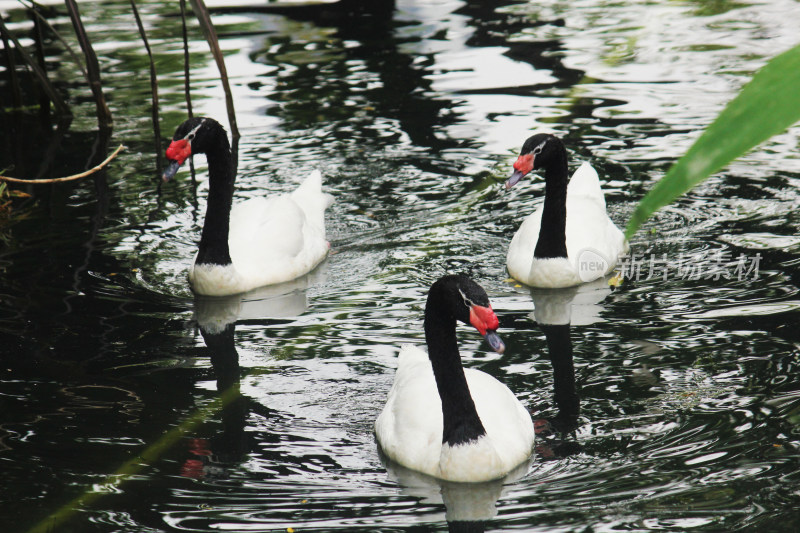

{"left": 505, "top": 170, "right": 525, "bottom": 190}
{"left": 162, "top": 160, "right": 182, "bottom": 182}
{"left": 484, "top": 330, "right": 505, "bottom": 354}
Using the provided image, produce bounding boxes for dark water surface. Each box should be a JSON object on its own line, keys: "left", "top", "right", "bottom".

{"left": 1, "top": 0, "right": 799, "bottom": 531}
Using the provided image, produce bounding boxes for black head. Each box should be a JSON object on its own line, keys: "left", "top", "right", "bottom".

{"left": 162, "top": 117, "right": 229, "bottom": 181}
{"left": 427, "top": 274, "right": 504, "bottom": 353}
{"left": 505, "top": 133, "right": 566, "bottom": 189}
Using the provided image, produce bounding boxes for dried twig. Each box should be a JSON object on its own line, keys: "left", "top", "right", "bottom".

{"left": 188, "top": 0, "right": 239, "bottom": 140}
{"left": 64, "top": 0, "right": 112, "bottom": 128}
{"left": 130, "top": 0, "right": 162, "bottom": 175}
{"left": 30, "top": 4, "right": 50, "bottom": 115}
{"left": 179, "top": 0, "right": 197, "bottom": 185}
{"left": 0, "top": 144, "right": 124, "bottom": 184}
{"left": 21, "top": 0, "right": 88, "bottom": 79}
{"left": 180, "top": 0, "right": 193, "bottom": 118}
{"left": 0, "top": 19, "right": 23, "bottom": 109}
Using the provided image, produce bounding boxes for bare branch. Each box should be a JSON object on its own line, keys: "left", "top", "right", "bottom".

{"left": 0, "top": 145, "right": 124, "bottom": 184}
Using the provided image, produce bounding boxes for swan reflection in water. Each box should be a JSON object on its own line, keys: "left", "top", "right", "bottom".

{"left": 181, "top": 273, "right": 321, "bottom": 480}
{"left": 379, "top": 448, "right": 530, "bottom": 532}
{"left": 529, "top": 278, "right": 616, "bottom": 459}
{"left": 193, "top": 273, "right": 319, "bottom": 336}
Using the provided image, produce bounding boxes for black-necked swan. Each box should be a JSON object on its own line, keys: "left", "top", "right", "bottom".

{"left": 505, "top": 133, "right": 628, "bottom": 288}
{"left": 163, "top": 117, "right": 333, "bottom": 296}
{"left": 375, "top": 274, "right": 534, "bottom": 483}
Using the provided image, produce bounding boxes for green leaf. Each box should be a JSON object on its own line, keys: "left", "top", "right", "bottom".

{"left": 625, "top": 43, "right": 800, "bottom": 239}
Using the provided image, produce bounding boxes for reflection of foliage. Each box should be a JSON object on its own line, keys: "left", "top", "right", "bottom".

{"left": 253, "top": 17, "right": 462, "bottom": 152}
{"left": 685, "top": 0, "right": 752, "bottom": 17}
{"left": 603, "top": 35, "right": 639, "bottom": 67}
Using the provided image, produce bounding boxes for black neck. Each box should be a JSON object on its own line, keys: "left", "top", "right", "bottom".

{"left": 448, "top": 521, "right": 486, "bottom": 533}
{"left": 200, "top": 322, "right": 240, "bottom": 391}
{"left": 425, "top": 307, "right": 486, "bottom": 447}
{"left": 540, "top": 324, "right": 579, "bottom": 421}
{"left": 534, "top": 145, "right": 569, "bottom": 259}
{"left": 196, "top": 130, "right": 235, "bottom": 266}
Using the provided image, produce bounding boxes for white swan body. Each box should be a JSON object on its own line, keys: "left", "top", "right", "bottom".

{"left": 507, "top": 162, "right": 628, "bottom": 288}
{"left": 376, "top": 344, "right": 534, "bottom": 482}
{"left": 189, "top": 170, "right": 333, "bottom": 296}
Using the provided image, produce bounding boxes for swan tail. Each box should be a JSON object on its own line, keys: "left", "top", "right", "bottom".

{"left": 568, "top": 162, "right": 605, "bottom": 208}
{"left": 292, "top": 169, "right": 334, "bottom": 231}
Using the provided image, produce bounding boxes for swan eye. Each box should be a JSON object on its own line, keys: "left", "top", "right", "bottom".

{"left": 185, "top": 121, "right": 204, "bottom": 142}
{"left": 531, "top": 140, "right": 546, "bottom": 156}
{"left": 458, "top": 289, "right": 475, "bottom": 309}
